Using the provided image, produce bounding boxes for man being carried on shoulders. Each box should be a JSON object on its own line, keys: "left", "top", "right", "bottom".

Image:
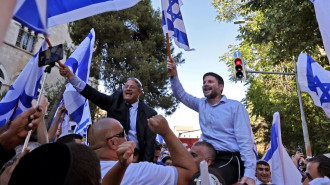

{"left": 167, "top": 61, "right": 256, "bottom": 185}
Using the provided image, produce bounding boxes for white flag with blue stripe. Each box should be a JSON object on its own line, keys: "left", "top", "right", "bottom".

{"left": 74, "top": 100, "right": 92, "bottom": 136}
{"left": 311, "top": 0, "right": 330, "bottom": 63}
{"left": 262, "top": 112, "right": 302, "bottom": 185}
{"left": 298, "top": 53, "right": 330, "bottom": 118}
{"left": 13, "top": 0, "right": 141, "bottom": 35}
{"left": 63, "top": 28, "right": 95, "bottom": 136}
{"left": 161, "top": 0, "right": 193, "bottom": 51}
{"left": 0, "top": 41, "right": 47, "bottom": 128}
{"left": 156, "top": 134, "right": 165, "bottom": 144}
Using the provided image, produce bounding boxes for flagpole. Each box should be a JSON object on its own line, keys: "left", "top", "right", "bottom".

{"left": 22, "top": 36, "right": 58, "bottom": 152}
{"left": 166, "top": 33, "right": 174, "bottom": 77}
{"left": 22, "top": 70, "right": 49, "bottom": 152}
{"left": 293, "top": 58, "right": 311, "bottom": 156}
{"left": 59, "top": 111, "right": 65, "bottom": 130}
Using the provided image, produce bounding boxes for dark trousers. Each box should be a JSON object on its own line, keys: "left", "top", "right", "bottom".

{"left": 213, "top": 151, "right": 245, "bottom": 185}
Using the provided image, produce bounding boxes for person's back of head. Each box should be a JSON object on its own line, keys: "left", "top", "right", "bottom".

{"left": 65, "top": 142, "right": 101, "bottom": 185}
{"left": 9, "top": 142, "right": 100, "bottom": 185}
{"left": 308, "top": 154, "right": 330, "bottom": 178}
{"left": 56, "top": 134, "right": 83, "bottom": 144}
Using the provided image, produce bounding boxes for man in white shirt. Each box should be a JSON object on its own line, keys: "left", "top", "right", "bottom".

{"left": 88, "top": 115, "right": 197, "bottom": 185}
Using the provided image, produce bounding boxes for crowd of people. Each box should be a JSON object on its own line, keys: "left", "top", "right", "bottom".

{"left": 0, "top": 61, "right": 329, "bottom": 185}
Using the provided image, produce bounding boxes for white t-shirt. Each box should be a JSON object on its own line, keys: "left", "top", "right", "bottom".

{"left": 101, "top": 160, "right": 178, "bottom": 185}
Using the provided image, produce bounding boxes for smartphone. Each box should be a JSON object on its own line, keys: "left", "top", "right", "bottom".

{"left": 38, "top": 44, "right": 63, "bottom": 67}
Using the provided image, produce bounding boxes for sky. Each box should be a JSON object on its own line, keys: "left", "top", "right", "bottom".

{"left": 151, "top": 0, "right": 248, "bottom": 132}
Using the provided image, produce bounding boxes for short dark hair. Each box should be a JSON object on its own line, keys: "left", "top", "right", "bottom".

{"left": 203, "top": 72, "right": 224, "bottom": 85}
{"left": 193, "top": 141, "right": 216, "bottom": 161}
{"left": 65, "top": 143, "right": 101, "bottom": 185}
{"left": 57, "top": 134, "right": 83, "bottom": 144}
{"left": 257, "top": 160, "right": 270, "bottom": 167}
{"left": 154, "top": 141, "right": 161, "bottom": 151}
{"left": 308, "top": 155, "right": 330, "bottom": 178}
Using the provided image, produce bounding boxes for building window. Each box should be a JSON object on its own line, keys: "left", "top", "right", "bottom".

{"left": 15, "top": 27, "right": 37, "bottom": 53}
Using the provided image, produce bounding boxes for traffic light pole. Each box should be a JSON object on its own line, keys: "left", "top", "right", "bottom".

{"left": 245, "top": 60, "right": 311, "bottom": 156}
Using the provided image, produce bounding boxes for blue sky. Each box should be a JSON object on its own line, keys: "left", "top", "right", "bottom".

{"left": 151, "top": 0, "right": 248, "bottom": 130}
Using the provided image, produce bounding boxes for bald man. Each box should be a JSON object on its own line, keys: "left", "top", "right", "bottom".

{"left": 190, "top": 141, "right": 216, "bottom": 170}
{"left": 88, "top": 116, "right": 197, "bottom": 185}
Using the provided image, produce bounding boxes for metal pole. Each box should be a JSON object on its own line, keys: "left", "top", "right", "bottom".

{"left": 22, "top": 71, "right": 49, "bottom": 152}
{"left": 293, "top": 58, "right": 311, "bottom": 156}
{"left": 246, "top": 70, "right": 295, "bottom": 75}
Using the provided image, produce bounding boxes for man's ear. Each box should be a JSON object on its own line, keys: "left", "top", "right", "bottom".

{"left": 107, "top": 139, "right": 119, "bottom": 150}
{"left": 206, "top": 158, "right": 213, "bottom": 166}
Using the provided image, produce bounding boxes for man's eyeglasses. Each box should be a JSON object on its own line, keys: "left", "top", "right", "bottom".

{"left": 123, "top": 85, "right": 138, "bottom": 90}
{"left": 106, "top": 130, "right": 126, "bottom": 141}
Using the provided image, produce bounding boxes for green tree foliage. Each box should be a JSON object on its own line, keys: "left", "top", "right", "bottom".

{"left": 213, "top": 0, "right": 330, "bottom": 155}
{"left": 69, "top": 0, "right": 184, "bottom": 115}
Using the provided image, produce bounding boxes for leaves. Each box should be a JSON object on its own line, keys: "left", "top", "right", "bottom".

{"left": 69, "top": 0, "right": 184, "bottom": 116}
{"left": 213, "top": 0, "right": 330, "bottom": 154}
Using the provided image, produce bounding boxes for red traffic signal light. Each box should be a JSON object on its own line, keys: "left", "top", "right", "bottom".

{"left": 233, "top": 58, "right": 245, "bottom": 81}
{"left": 235, "top": 58, "right": 242, "bottom": 66}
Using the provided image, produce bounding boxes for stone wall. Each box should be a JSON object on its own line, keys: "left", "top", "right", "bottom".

{"left": 0, "top": 20, "right": 73, "bottom": 93}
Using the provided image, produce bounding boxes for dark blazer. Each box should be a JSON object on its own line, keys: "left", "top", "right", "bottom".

{"left": 81, "top": 84, "right": 157, "bottom": 162}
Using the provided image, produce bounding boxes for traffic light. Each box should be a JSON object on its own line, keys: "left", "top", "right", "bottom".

{"left": 233, "top": 57, "right": 246, "bottom": 81}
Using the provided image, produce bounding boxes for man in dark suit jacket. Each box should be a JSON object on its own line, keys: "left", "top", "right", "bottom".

{"left": 59, "top": 63, "right": 157, "bottom": 162}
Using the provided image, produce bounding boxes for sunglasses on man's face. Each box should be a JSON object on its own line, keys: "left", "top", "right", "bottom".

{"left": 106, "top": 130, "right": 126, "bottom": 141}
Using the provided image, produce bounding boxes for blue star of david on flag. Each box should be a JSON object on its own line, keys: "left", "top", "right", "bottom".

{"left": 298, "top": 53, "right": 330, "bottom": 118}
{"left": 161, "top": 0, "right": 193, "bottom": 51}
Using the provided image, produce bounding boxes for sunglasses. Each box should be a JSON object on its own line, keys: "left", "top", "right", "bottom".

{"left": 106, "top": 130, "right": 126, "bottom": 141}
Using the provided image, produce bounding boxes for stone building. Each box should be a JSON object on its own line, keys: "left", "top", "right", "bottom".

{"left": 0, "top": 20, "right": 72, "bottom": 93}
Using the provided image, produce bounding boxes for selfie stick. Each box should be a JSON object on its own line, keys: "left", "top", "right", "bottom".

{"left": 21, "top": 59, "right": 56, "bottom": 152}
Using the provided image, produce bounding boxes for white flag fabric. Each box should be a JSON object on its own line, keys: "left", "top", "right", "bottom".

{"left": 0, "top": 40, "right": 47, "bottom": 128}
{"left": 312, "top": 0, "right": 330, "bottom": 63}
{"left": 297, "top": 53, "right": 330, "bottom": 118}
{"left": 62, "top": 29, "right": 95, "bottom": 136}
{"left": 262, "top": 112, "right": 302, "bottom": 185}
{"left": 161, "top": 0, "right": 193, "bottom": 51}
{"left": 74, "top": 100, "right": 92, "bottom": 136}
{"left": 13, "top": 0, "right": 141, "bottom": 34}
{"left": 156, "top": 134, "right": 165, "bottom": 144}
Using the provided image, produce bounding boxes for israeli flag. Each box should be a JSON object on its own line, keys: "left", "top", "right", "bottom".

{"left": 0, "top": 41, "right": 47, "bottom": 128}
{"left": 63, "top": 29, "right": 95, "bottom": 136}
{"left": 262, "top": 112, "right": 302, "bottom": 185}
{"left": 49, "top": 100, "right": 70, "bottom": 142}
{"left": 298, "top": 53, "right": 330, "bottom": 118}
{"left": 74, "top": 100, "right": 92, "bottom": 136}
{"left": 13, "top": 0, "right": 141, "bottom": 35}
{"left": 312, "top": 0, "right": 330, "bottom": 63}
{"left": 161, "top": 0, "right": 193, "bottom": 51}
{"left": 156, "top": 134, "right": 165, "bottom": 144}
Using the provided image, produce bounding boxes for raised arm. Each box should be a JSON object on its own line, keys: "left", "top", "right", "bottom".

{"left": 33, "top": 95, "right": 49, "bottom": 144}
{"left": 102, "top": 141, "right": 135, "bottom": 185}
{"left": 148, "top": 115, "right": 198, "bottom": 184}
{"left": 0, "top": 106, "right": 43, "bottom": 168}
{"left": 47, "top": 103, "right": 66, "bottom": 142}
{"left": 167, "top": 60, "right": 200, "bottom": 112}
{"left": 58, "top": 62, "right": 113, "bottom": 110}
